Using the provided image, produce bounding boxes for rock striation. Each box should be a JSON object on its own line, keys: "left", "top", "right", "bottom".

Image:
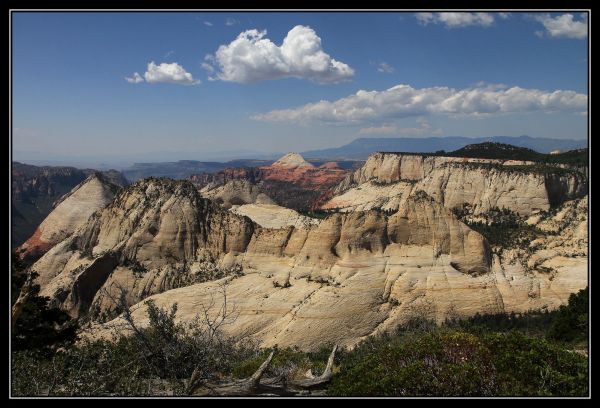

{"left": 325, "top": 152, "right": 587, "bottom": 216}
{"left": 94, "top": 194, "right": 588, "bottom": 351}
{"left": 30, "top": 175, "right": 586, "bottom": 350}
{"left": 230, "top": 203, "right": 320, "bottom": 230}
{"left": 11, "top": 162, "right": 127, "bottom": 248}
{"left": 200, "top": 179, "right": 275, "bottom": 209}
{"left": 18, "top": 174, "right": 121, "bottom": 260}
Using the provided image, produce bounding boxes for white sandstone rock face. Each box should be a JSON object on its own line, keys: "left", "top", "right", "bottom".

{"left": 230, "top": 203, "right": 320, "bottom": 229}
{"left": 32, "top": 179, "right": 256, "bottom": 316}
{"left": 98, "top": 235, "right": 582, "bottom": 350}
{"left": 328, "top": 153, "right": 586, "bottom": 216}
{"left": 322, "top": 181, "right": 414, "bottom": 212}
{"left": 271, "top": 153, "right": 315, "bottom": 169}
{"left": 32, "top": 174, "right": 587, "bottom": 351}
{"left": 19, "top": 174, "right": 120, "bottom": 259}
{"left": 85, "top": 193, "right": 585, "bottom": 351}
{"left": 200, "top": 179, "right": 275, "bottom": 209}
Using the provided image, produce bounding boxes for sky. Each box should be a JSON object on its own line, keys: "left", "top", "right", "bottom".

{"left": 12, "top": 11, "right": 589, "bottom": 164}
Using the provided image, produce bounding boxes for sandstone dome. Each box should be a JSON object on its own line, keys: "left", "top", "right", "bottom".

{"left": 271, "top": 153, "right": 315, "bottom": 169}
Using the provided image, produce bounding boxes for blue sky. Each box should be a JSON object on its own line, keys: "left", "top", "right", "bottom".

{"left": 12, "top": 11, "right": 588, "bottom": 163}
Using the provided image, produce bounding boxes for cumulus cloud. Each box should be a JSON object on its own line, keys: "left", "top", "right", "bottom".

{"left": 415, "top": 12, "right": 496, "bottom": 28}
{"left": 534, "top": 13, "right": 588, "bottom": 39}
{"left": 254, "top": 83, "right": 588, "bottom": 124}
{"left": 359, "top": 119, "right": 443, "bottom": 136}
{"left": 143, "top": 61, "right": 200, "bottom": 85}
{"left": 225, "top": 18, "right": 239, "bottom": 26}
{"left": 204, "top": 21, "right": 213, "bottom": 27}
{"left": 125, "top": 72, "right": 144, "bottom": 84}
{"left": 204, "top": 25, "right": 354, "bottom": 84}
{"left": 377, "top": 62, "right": 395, "bottom": 74}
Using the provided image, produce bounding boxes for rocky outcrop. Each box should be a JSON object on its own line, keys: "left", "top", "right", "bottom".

{"left": 271, "top": 153, "right": 315, "bottom": 169}
{"left": 12, "top": 163, "right": 88, "bottom": 248}
{"left": 230, "top": 204, "right": 320, "bottom": 230}
{"left": 32, "top": 178, "right": 490, "bottom": 314}
{"left": 190, "top": 167, "right": 263, "bottom": 190}
{"left": 326, "top": 153, "right": 587, "bottom": 216}
{"left": 95, "top": 196, "right": 587, "bottom": 351}
{"left": 11, "top": 162, "right": 127, "bottom": 248}
{"left": 189, "top": 153, "right": 349, "bottom": 211}
{"left": 200, "top": 179, "right": 275, "bottom": 209}
{"left": 33, "top": 177, "right": 587, "bottom": 350}
{"left": 18, "top": 174, "right": 121, "bottom": 260}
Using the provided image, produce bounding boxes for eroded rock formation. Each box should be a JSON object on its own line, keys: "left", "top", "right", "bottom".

{"left": 18, "top": 174, "right": 122, "bottom": 260}
{"left": 325, "top": 153, "right": 587, "bottom": 215}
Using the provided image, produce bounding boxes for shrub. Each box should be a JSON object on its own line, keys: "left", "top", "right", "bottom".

{"left": 547, "top": 287, "right": 588, "bottom": 343}
{"left": 12, "top": 287, "right": 255, "bottom": 396}
{"left": 328, "top": 331, "right": 587, "bottom": 397}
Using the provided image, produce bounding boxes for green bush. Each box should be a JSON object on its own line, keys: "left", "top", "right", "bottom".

{"left": 11, "top": 251, "right": 79, "bottom": 355}
{"left": 547, "top": 287, "right": 588, "bottom": 343}
{"left": 328, "top": 331, "right": 587, "bottom": 396}
{"left": 12, "top": 297, "right": 256, "bottom": 396}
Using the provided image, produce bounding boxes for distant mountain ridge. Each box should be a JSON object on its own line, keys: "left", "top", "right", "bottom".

{"left": 302, "top": 136, "right": 587, "bottom": 160}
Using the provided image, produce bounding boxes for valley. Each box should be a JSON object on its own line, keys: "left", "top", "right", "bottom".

{"left": 12, "top": 143, "right": 588, "bottom": 353}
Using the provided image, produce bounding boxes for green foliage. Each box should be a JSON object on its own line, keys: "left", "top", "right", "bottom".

{"left": 11, "top": 251, "right": 27, "bottom": 304}
{"left": 231, "top": 344, "right": 332, "bottom": 380}
{"left": 11, "top": 279, "right": 589, "bottom": 396}
{"left": 328, "top": 331, "right": 587, "bottom": 396}
{"left": 12, "top": 296, "right": 255, "bottom": 396}
{"left": 11, "top": 252, "right": 79, "bottom": 355}
{"left": 296, "top": 208, "right": 337, "bottom": 219}
{"left": 547, "top": 287, "right": 588, "bottom": 343}
{"left": 446, "top": 310, "right": 557, "bottom": 338}
{"left": 453, "top": 206, "right": 541, "bottom": 250}
{"left": 484, "top": 332, "right": 587, "bottom": 396}
{"left": 379, "top": 143, "right": 588, "bottom": 167}
{"left": 122, "top": 258, "right": 147, "bottom": 277}
{"left": 12, "top": 281, "right": 80, "bottom": 355}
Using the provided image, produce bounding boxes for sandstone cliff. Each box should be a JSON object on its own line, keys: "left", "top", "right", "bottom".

{"left": 200, "top": 179, "right": 275, "bottom": 209}
{"left": 31, "top": 178, "right": 255, "bottom": 317}
{"left": 325, "top": 153, "right": 587, "bottom": 216}
{"left": 18, "top": 174, "right": 121, "bottom": 260}
{"left": 95, "top": 194, "right": 587, "bottom": 351}
{"left": 230, "top": 204, "right": 320, "bottom": 230}
{"left": 11, "top": 162, "right": 127, "bottom": 248}
{"left": 29, "top": 176, "right": 585, "bottom": 351}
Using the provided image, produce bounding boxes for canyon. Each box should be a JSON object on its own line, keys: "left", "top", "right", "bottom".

{"left": 23, "top": 146, "right": 588, "bottom": 350}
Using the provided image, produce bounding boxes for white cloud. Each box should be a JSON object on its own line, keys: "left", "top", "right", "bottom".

{"left": 204, "top": 21, "right": 213, "bottom": 27}
{"left": 164, "top": 50, "right": 175, "bottom": 59}
{"left": 125, "top": 72, "right": 144, "bottom": 84}
{"left": 415, "top": 12, "right": 496, "bottom": 28}
{"left": 205, "top": 25, "right": 354, "bottom": 84}
{"left": 143, "top": 61, "right": 200, "bottom": 85}
{"left": 377, "top": 62, "right": 394, "bottom": 74}
{"left": 359, "top": 119, "right": 443, "bottom": 136}
{"left": 498, "top": 12, "right": 511, "bottom": 19}
{"left": 254, "top": 83, "right": 588, "bottom": 124}
{"left": 201, "top": 62, "right": 215, "bottom": 74}
{"left": 225, "top": 18, "right": 239, "bottom": 26}
{"left": 534, "top": 13, "right": 588, "bottom": 39}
